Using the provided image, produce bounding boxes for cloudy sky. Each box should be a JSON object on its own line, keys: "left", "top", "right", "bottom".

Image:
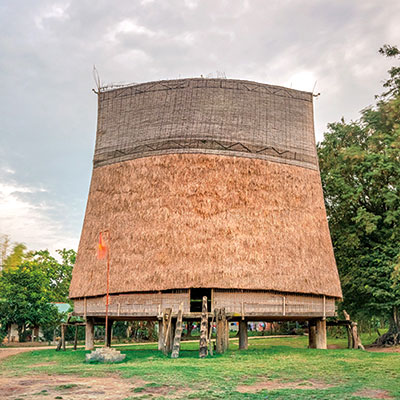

{"left": 0, "top": 0, "right": 399, "bottom": 253}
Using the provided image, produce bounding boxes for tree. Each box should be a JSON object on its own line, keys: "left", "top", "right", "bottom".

{"left": 0, "top": 246, "right": 76, "bottom": 341}
{"left": 30, "top": 249, "right": 76, "bottom": 302}
{"left": 318, "top": 45, "right": 400, "bottom": 344}
{"left": 0, "top": 262, "right": 59, "bottom": 341}
{"left": 2, "top": 242, "right": 29, "bottom": 270}
{"left": 0, "top": 234, "right": 11, "bottom": 269}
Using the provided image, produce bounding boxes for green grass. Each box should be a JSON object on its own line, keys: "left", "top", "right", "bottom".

{"left": 2, "top": 335, "right": 400, "bottom": 399}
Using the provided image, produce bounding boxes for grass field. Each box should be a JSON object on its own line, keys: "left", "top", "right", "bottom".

{"left": 1, "top": 334, "right": 400, "bottom": 399}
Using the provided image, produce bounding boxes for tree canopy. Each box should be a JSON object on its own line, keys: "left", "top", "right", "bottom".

{"left": 0, "top": 237, "right": 76, "bottom": 341}
{"left": 318, "top": 45, "right": 400, "bottom": 339}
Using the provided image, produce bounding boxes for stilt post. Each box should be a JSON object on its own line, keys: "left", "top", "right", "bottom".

{"left": 224, "top": 319, "right": 229, "bottom": 351}
{"left": 171, "top": 302, "right": 184, "bottom": 358}
{"left": 162, "top": 308, "right": 172, "bottom": 355}
{"left": 106, "top": 320, "right": 113, "bottom": 347}
{"left": 85, "top": 318, "right": 95, "bottom": 350}
{"left": 216, "top": 308, "right": 226, "bottom": 354}
{"left": 308, "top": 321, "right": 317, "bottom": 349}
{"left": 208, "top": 309, "right": 215, "bottom": 356}
{"left": 61, "top": 324, "right": 66, "bottom": 351}
{"left": 315, "top": 319, "right": 327, "bottom": 349}
{"left": 199, "top": 296, "right": 208, "bottom": 358}
{"left": 158, "top": 319, "right": 164, "bottom": 351}
{"left": 239, "top": 320, "right": 248, "bottom": 350}
{"left": 73, "top": 325, "right": 78, "bottom": 350}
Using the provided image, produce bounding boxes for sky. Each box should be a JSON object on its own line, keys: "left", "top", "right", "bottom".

{"left": 0, "top": 0, "right": 399, "bottom": 254}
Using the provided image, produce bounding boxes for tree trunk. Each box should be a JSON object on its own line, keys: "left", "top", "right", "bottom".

{"left": 374, "top": 306, "right": 400, "bottom": 346}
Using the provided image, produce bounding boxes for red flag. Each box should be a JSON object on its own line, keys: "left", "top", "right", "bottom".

{"left": 97, "top": 232, "right": 107, "bottom": 260}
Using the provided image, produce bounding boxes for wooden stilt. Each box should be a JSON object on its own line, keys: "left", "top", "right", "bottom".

{"left": 85, "top": 318, "right": 95, "bottom": 350}
{"left": 106, "top": 320, "right": 113, "bottom": 347}
{"left": 343, "top": 310, "right": 352, "bottom": 349}
{"left": 56, "top": 330, "right": 62, "bottom": 351}
{"left": 343, "top": 310, "right": 364, "bottom": 350}
{"left": 224, "top": 319, "right": 229, "bottom": 351}
{"left": 73, "top": 325, "right": 78, "bottom": 351}
{"left": 315, "top": 319, "right": 327, "bottom": 349}
{"left": 308, "top": 322, "right": 317, "bottom": 349}
{"left": 158, "top": 319, "right": 164, "bottom": 351}
{"left": 168, "top": 320, "right": 175, "bottom": 353}
{"left": 162, "top": 308, "right": 172, "bottom": 355}
{"left": 351, "top": 322, "right": 365, "bottom": 350}
{"left": 199, "top": 296, "right": 208, "bottom": 358}
{"left": 61, "top": 324, "right": 66, "bottom": 351}
{"left": 216, "top": 308, "right": 226, "bottom": 354}
{"left": 239, "top": 320, "right": 248, "bottom": 350}
{"left": 216, "top": 309, "right": 222, "bottom": 354}
{"left": 208, "top": 309, "right": 215, "bottom": 356}
{"left": 171, "top": 303, "right": 184, "bottom": 358}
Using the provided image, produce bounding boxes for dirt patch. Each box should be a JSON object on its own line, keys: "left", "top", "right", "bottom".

{"left": 327, "top": 344, "right": 343, "bottom": 349}
{"left": 236, "top": 378, "right": 335, "bottom": 393}
{"left": 366, "top": 346, "right": 400, "bottom": 353}
{"left": 131, "top": 383, "right": 184, "bottom": 397}
{"left": 0, "top": 348, "right": 34, "bottom": 361}
{"left": 353, "top": 389, "right": 394, "bottom": 399}
{"left": 0, "top": 374, "right": 185, "bottom": 400}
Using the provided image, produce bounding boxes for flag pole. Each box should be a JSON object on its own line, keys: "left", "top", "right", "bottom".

{"left": 104, "top": 230, "right": 110, "bottom": 347}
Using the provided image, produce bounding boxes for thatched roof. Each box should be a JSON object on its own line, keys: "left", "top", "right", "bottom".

{"left": 69, "top": 154, "right": 342, "bottom": 299}
{"left": 69, "top": 78, "right": 342, "bottom": 300}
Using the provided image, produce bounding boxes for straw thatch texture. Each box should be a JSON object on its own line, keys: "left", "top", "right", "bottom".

{"left": 69, "top": 154, "right": 342, "bottom": 299}
{"left": 94, "top": 78, "right": 317, "bottom": 170}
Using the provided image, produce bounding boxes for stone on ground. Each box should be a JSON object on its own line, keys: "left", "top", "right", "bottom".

{"left": 85, "top": 347, "right": 126, "bottom": 363}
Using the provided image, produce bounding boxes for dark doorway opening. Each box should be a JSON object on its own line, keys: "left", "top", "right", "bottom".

{"left": 190, "top": 288, "right": 211, "bottom": 312}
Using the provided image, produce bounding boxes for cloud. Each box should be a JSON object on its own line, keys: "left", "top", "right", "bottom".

{"left": 34, "top": 2, "right": 70, "bottom": 30}
{"left": 0, "top": 174, "right": 77, "bottom": 253}
{"left": 105, "top": 19, "right": 157, "bottom": 43}
{"left": 0, "top": 0, "right": 400, "bottom": 251}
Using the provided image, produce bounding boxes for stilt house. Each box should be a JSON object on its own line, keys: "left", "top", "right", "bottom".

{"left": 69, "top": 78, "right": 342, "bottom": 351}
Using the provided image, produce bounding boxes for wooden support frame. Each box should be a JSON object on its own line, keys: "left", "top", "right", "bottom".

{"left": 216, "top": 308, "right": 227, "bottom": 354}
{"left": 224, "top": 319, "right": 229, "bottom": 351}
{"left": 73, "top": 290, "right": 337, "bottom": 321}
{"left": 199, "top": 296, "right": 208, "bottom": 358}
{"left": 158, "top": 319, "right": 164, "bottom": 351}
{"left": 315, "top": 319, "right": 327, "bottom": 349}
{"left": 85, "top": 318, "right": 95, "bottom": 350}
{"left": 73, "top": 325, "right": 78, "bottom": 350}
{"left": 308, "top": 321, "right": 317, "bottom": 349}
{"left": 208, "top": 309, "right": 215, "bottom": 356}
{"left": 106, "top": 320, "right": 113, "bottom": 347}
{"left": 239, "top": 320, "right": 248, "bottom": 350}
{"left": 162, "top": 308, "right": 173, "bottom": 355}
{"left": 171, "top": 303, "right": 184, "bottom": 358}
{"left": 61, "top": 324, "right": 66, "bottom": 351}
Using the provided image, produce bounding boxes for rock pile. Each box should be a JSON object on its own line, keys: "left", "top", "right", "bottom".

{"left": 85, "top": 347, "right": 126, "bottom": 363}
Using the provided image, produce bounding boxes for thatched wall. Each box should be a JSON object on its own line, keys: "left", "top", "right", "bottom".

{"left": 69, "top": 154, "right": 342, "bottom": 299}
{"left": 94, "top": 78, "right": 317, "bottom": 170}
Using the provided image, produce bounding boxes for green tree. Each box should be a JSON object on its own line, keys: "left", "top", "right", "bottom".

{"left": 30, "top": 249, "right": 76, "bottom": 302}
{"left": 3, "top": 242, "right": 29, "bottom": 270}
{"left": 0, "top": 262, "right": 59, "bottom": 341}
{"left": 318, "top": 45, "right": 400, "bottom": 344}
{"left": 0, "top": 234, "right": 11, "bottom": 268}
{"left": 0, "top": 246, "right": 76, "bottom": 341}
